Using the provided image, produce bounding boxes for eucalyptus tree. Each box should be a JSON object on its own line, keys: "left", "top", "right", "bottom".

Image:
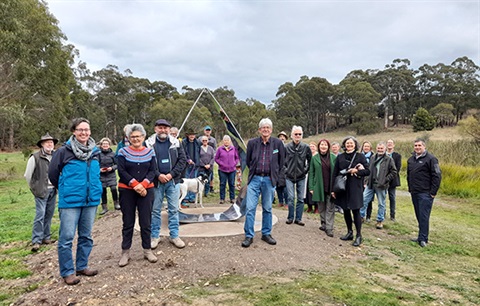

{"left": 371, "top": 59, "right": 416, "bottom": 127}
{"left": 294, "top": 76, "right": 334, "bottom": 135}
{"left": 0, "top": 0, "right": 75, "bottom": 149}
{"left": 416, "top": 57, "right": 480, "bottom": 123}
{"left": 272, "top": 82, "right": 302, "bottom": 133}
{"left": 338, "top": 78, "right": 381, "bottom": 135}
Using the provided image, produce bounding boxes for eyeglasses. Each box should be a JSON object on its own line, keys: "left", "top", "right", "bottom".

{"left": 75, "top": 128, "right": 90, "bottom": 133}
{"left": 130, "top": 135, "right": 144, "bottom": 139}
{"left": 202, "top": 140, "right": 208, "bottom": 142}
{"left": 294, "top": 133, "right": 302, "bottom": 136}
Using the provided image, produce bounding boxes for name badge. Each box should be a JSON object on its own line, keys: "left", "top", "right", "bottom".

{"left": 161, "top": 159, "right": 169, "bottom": 163}
{"left": 273, "top": 149, "right": 279, "bottom": 154}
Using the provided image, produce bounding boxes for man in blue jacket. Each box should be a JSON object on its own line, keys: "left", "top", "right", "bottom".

{"left": 242, "top": 118, "right": 285, "bottom": 248}
{"left": 407, "top": 138, "right": 442, "bottom": 247}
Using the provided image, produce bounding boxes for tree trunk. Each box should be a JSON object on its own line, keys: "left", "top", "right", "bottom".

{"left": 8, "top": 122, "right": 14, "bottom": 150}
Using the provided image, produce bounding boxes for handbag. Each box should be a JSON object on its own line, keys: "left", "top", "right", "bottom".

{"left": 332, "top": 152, "right": 357, "bottom": 193}
{"left": 333, "top": 175, "right": 347, "bottom": 193}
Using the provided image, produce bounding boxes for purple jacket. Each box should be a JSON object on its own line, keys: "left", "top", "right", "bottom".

{"left": 215, "top": 145, "right": 240, "bottom": 173}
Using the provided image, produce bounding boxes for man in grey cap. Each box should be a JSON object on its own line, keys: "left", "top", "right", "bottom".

{"left": 24, "top": 133, "right": 59, "bottom": 252}
{"left": 200, "top": 125, "right": 217, "bottom": 193}
{"left": 145, "top": 119, "right": 187, "bottom": 249}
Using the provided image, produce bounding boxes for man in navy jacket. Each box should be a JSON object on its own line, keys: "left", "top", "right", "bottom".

{"left": 242, "top": 118, "right": 285, "bottom": 248}
{"left": 407, "top": 138, "right": 442, "bottom": 247}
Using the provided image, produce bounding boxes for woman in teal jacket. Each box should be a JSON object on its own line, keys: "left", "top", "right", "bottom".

{"left": 49, "top": 118, "right": 102, "bottom": 286}
{"left": 308, "top": 139, "right": 336, "bottom": 237}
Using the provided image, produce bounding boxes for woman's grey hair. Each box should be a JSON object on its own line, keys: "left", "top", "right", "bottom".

{"left": 291, "top": 125, "right": 303, "bottom": 137}
{"left": 223, "top": 135, "right": 231, "bottom": 142}
{"left": 126, "top": 124, "right": 146, "bottom": 138}
{"left": 341, "top": 136, "right": 360, "bottom": 152}
{"left": 258, "top": 118, "right": 273, "bottom": 129}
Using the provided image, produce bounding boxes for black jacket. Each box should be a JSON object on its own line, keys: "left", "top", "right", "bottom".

{"left": 246, "top": 136, "right": 285, "bottom": 187}
{"left": 407, "top": 151, "right": 441, "bottom": 196}
{"left": 388, "top": 151, "right": 402, "bottom": 187}
{"left": 284, "top": 141, "right": 312, "bottom": 182}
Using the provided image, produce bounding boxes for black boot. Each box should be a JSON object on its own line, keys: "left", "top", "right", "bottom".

{"left": 340, "top": 231, "right": 354, "bottom": 241}
{"left": 352, "top": 235, "right": 363, "bottom": 247}
{"left": 99, "top": 203, "right": 108, "bottom": 215}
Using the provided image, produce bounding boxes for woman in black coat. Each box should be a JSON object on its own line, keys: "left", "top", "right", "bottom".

{"left": 332, "top": 136, "right": 370, "bottom": 246}
{"left": 99, "top": 137, "right": 119, "bottom": 214}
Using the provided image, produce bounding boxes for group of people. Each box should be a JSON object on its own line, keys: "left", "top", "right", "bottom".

{"left": 24, "top": 116, "right": 441, "bottom": 285}
{"left": 241, "top": 120, "right": 441, "bottom": 250}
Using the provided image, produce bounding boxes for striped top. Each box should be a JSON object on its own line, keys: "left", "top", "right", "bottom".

{"left": 117, "top": 146, "right": 156, "bottom": 189}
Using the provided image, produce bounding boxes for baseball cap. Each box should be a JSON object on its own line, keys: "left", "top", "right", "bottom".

{"left": 204, "top": 125, "right": 212, "bottom": 130}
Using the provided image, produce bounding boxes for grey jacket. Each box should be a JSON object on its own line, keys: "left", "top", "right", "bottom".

{"left": 365, "top": 153, "right": 397, "bottom": 190}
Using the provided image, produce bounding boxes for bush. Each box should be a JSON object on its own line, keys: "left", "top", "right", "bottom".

{"left": 412, "top": 107, "right": 435, "bottom": 132}
{"left": 457, "top": 115, "right": 480, "bottom": 142}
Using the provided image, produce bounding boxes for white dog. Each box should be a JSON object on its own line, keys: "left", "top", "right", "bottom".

{"left": 178, "top": 173, "right": 209, "bottom": 208}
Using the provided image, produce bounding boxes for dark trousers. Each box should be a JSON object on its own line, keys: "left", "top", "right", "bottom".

{"left": 411, "top": 193, "right": 434, "bottom": 243}
{"left": 388, "top": 186, "right": 397, "bottom": 218}
{"left": 344, "top": 208, "right": 362, "bottom": 236}
{"left": 120, "top": 188, "right": 153, "bottom": 250}
{"left": 102, "top": 186, "right": 118, "bottom": 204}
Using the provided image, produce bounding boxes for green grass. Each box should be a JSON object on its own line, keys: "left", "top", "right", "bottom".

{"left": 1, "top": 134, "right": 480, "bottom": 305}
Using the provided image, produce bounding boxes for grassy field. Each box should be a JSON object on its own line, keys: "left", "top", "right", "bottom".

{"left": 0, "top": 126, "right": 479, "bottom": 305}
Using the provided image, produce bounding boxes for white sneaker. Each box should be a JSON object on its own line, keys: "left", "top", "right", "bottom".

{"left": 151, "top": 237, "right": 161, "bottom": 249}
{"left": 169, "top": 237, "right": 185, "bottom": 249}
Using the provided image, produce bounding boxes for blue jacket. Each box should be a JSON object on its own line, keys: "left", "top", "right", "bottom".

{"left": 48, "top": 141, "right": 102, "bottom": 209}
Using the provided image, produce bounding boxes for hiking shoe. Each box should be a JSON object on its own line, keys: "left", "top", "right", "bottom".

{"left": 376, "top": 221, "right": 383, "bottom": 229}
{"left": 151, "top": 237, "right": 161, "bottom": 249}
{"left": 31, "top": 243, "right": 41, "bottom": 252}
{"left": 169, "top": 237, "right": 185, "bottom": 249}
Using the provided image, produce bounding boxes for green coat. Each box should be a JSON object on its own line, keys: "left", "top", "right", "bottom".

{"left": 308, "top": 153, "right": 336, "bottom": 202}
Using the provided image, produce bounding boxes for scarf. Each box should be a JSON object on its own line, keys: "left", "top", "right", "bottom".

{"left": 70, "top": 135, "right": 96, "bottom": 161}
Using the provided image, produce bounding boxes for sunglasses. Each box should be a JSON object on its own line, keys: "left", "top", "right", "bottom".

{"left": 294, "top": 133, "right": 302, "bottom": 136}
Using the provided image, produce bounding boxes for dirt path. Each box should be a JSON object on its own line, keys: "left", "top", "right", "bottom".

{"left": 12, "top": 205, "right": 367, "bottom": 305}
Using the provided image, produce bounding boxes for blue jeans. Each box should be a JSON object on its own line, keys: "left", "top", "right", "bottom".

{"left": 276, "top": 186, "right": 288, "bottom": 205}
{"left": 244, "top": 175, "right": 275, "bottom": 238}
{"left": 361, "top": 186, "right": 387, "bottom": 222}
{"left": 151, "top": 181, "right": 180, "bottom": 239}
{"left": 286, "top": 178, "right": 306, "bottom": 222}
{"left": 184, "top": 165, "right": 198, "bottom": 202}
{"left": 411, "top": 193, "right": 434, "bottom": 243}
{"left": 218, "top": 170, "right": 236, "bottom": 201}
{"left": 32, "top": 188, "right": 57, "bottom": 244}
{"left": 58, "top": 206, "right": 97, "bottom": 277}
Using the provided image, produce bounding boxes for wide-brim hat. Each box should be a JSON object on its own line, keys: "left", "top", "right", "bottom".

{"left": 277, "top": 131, "right": 288, "bottom": 139}
{"left": 37, "top": 133, "right": 58, "bottom": 147}
{"left": 185, "top": 129, "right": 197, "bottom": 136}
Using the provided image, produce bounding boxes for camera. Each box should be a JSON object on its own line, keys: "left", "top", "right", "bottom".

{"left": 339, "top": 169, "right": 348, "bottom": 175}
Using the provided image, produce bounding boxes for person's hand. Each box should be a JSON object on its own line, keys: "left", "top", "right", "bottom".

{"left": 205, "top": 165, "right": 210, "bottom": 169}
{"left": 107, "top": 167, "right": 112, "bottom": 172}
{"left": 331, "top": 192, "right": 336, "bottom": 199}
{"left": 310, "top": 190, "right": 313, "bottom": 194}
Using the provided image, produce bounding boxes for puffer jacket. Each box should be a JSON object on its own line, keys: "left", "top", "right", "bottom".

{"left": 284, "top": 141, "right": 312, "bottom": 182}
{"left": 48, "top": 141, "right": 102, "bottom": 209}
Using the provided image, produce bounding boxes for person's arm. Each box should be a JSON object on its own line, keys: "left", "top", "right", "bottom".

{"left": 24, "top": 156, "right": 36, "bottom": 186}
{"left": 430, "top": 156, "right": 442, "bottom": 196}
{"left": 386, "top": 158, "right": 398, "bottom": 184}
{"left": 48, "top": 148, "right": 65, "bottom": 189}
{"left": 170, "top": 144, "right": 186, "bottom": 180}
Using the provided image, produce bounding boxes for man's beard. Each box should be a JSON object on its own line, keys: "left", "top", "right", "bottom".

{"left": 158, "top": 133, "right": 168, "bottom": 140}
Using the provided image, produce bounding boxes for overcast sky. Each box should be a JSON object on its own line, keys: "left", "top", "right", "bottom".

{"left": 45, "top": 0, "right": 479, "bottom": 104}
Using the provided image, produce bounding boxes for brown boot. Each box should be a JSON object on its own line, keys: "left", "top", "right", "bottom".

{"left": 118, "top": 249, "right": 130, "bottom": 267}
{"left": 63, "top": 274, "right": 80, "bottom": 285}
{"left": 143, "top": 249, "right": 157, "bottom": 263}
